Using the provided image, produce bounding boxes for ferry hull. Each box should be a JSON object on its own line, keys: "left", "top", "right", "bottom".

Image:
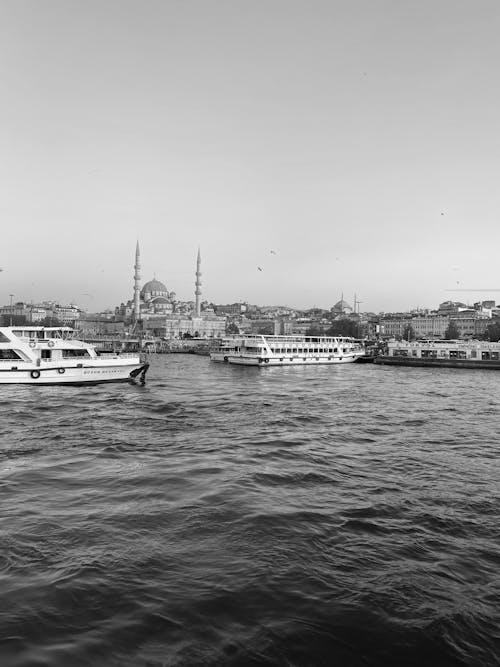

{"left": 0, "top": 362, "right": 149, "bottom": 385}
{"left": 375, "top": 356, "right": 500, "bottom": 370}
{"left": 211, "top": 354, "right": 362, "bottom": 366}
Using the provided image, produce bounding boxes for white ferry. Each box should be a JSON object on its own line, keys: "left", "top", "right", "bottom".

{"left": 0, "top": 326, "right": 149, "bottom": 385}
{"left": 210, "top": 334, "right": 365, "bottom": 366}
{"left": 374, "top": 339, "right": 500, "bottom": 369}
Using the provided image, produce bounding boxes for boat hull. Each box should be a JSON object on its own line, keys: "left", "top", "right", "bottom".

{"left": 0, "top": 362, "right": 149, "bottom": 385}
{"left": 210, "top": 353, "right": 362, "bottom": 366}
{"left": 374, "top": 356, "right": 500, "bottom": 370}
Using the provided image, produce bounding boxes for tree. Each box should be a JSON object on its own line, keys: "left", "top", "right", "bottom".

{"left": 402, "top": 324, "right": 416, "bottom": 341}
{"left": 226, "top": 321, "right": 240, "bottom": 334}
{"left": 0, "top": 314, "right": 27, "bottom": 326}
{"left": 306, "top": 325, "right": 325, "bottom": 336}
{"left": 444, "top": 320, "right": 460, "bottom": 340}
{"left": 327, "top": 318, "right": 359, "bottom": 338}
{"left": 38, "top": 316, "right": 66, "bottom": 327}
{"left": 256, "top": 324, "right": 274, "bottom": 335}
{"left": 484, "top": 321, "right": 500, "bottom": 342}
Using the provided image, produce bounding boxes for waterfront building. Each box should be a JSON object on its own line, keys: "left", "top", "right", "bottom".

{"left": 411, "top": 316, "right": 449, "bottom": 339}
{"left": 437, "top": 301, "right": 468, "bottom": 316}
{"left": 0, "top": 301, "right": 81, "bottom": 325}
{"left": 378, "top": 318, "right": 409, "bottom": 339}
{"left": 214, "top": 303, "right": 248, "bottom": 316}
{"left": 143, "top": 314, "right": 226, "bottom": 339}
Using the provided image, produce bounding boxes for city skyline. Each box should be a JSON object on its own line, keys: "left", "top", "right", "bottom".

{"left": 2, "top": 1, "right": 500, "bottom": 311}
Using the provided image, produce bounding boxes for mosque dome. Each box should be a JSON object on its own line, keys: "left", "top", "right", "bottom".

{"left": 141, "top": 278, "right": 168, "bottom": 299}
{"left": 333, "top": 299, "right": 352, "bottom": 312}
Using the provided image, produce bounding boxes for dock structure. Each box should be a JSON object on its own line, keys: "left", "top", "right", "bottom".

{"left": 82, "top": 335, "right": 213, "bottom": 355}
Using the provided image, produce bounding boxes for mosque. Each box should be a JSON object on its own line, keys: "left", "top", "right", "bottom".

{"left": 115, "top": 243, "right": 226, "bottom": 339}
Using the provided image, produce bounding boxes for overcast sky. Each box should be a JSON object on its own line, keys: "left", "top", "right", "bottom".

{"left": 2, "top": 0, "right": 500, "bottom": 312}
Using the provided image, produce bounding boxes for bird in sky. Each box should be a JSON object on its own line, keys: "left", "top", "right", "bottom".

{"left": 270, "top": 250, "right": 276, "bottom": 255}
{"left": 257, "top": 266, "right": 263, "bottom": 272}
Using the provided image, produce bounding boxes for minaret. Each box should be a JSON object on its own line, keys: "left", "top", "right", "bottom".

{"left": 195, "top": 248, "right": 202, "bottom": 317}
{"left": 133, "top": 241, "right": 141, "bottom": 321}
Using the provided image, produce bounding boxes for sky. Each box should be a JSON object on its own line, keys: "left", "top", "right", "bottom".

{"left": 1, "top": 0, "right": 500, "bottom": 313}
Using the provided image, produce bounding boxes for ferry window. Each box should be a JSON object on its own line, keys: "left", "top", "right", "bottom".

{"left": 439, "top": 351, "right": 447, "bottom": 357}
{"left": 482, "top": 351, "right": 490, "bottom": 360}
{"left": 458, "top": 351, "right": 466, "bottom": 359}
{"left": 313, "top": 348, "right": 318, "bottom": 353}
{"left": 470, "top": 350, "right": 477, "bottom": 358}
{"left": 333, "top": 348, "right": 338, "bottom": 353}
{"left": 413, "top": 350, "right": 418, "bottom": 357}
{"left": 41, "top": 350, "right": 51, "bottom": 359}
{"left": 491, "top": 352, "right": 499, "bottom": 360}
{"left": 12, "top": 330, "right": 23, "bottom": 336}
{"left": 0, "top": 349, "right": 23, "bottom": 360}
{"left": 0, "top": 332, "right": 10, "bottom": 342}
{"left": 62, "top": 349, "right": 90, "bottom": 358}
{"left": 449, "top": 351, "right": 458, "bottom": 359}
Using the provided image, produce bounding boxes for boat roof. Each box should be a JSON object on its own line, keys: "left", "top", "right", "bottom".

{"left": 224, "top": 333, "right": 357, "bottom": 341}
{"left": 2, "top": 326, "right": 74, "bottom": 331}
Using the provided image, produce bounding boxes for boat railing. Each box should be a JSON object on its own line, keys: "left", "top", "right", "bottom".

{"left": 97, "top": 353, "right": 139, "bottom": 359}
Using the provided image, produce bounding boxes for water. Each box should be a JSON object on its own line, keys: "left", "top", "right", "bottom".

{"left": 1, "top": 356, "right": 499, "bottom": 666}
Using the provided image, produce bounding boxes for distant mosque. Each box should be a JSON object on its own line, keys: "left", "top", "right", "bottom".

{"left": 115, "top": 243, "right": 225, "bottom": 339}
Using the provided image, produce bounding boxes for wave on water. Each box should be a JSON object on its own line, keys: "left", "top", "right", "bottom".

{"left": 1, "top": 356, "right": 499, "bottom": 666}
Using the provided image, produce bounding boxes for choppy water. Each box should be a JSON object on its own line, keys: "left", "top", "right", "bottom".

{"left": 1, "top": 356, "right": 499, "bottom": 666}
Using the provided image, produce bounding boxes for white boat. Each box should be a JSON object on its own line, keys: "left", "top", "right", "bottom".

{"left": 210, "top": 334, "right": 365, "bottom": 366}
{"left": 0, "top": 326, "right": 149, "bottom": 385}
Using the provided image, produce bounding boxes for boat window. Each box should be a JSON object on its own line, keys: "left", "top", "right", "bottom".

{"left": 491, "top": 352, "right": 499, "bottom": 360}
{"left": 12, "top": 330, "right": 23, "bottom": 336}
{"left": 439, "top": 350, "right": 447, "bottom": 357}
{"left": 449, "top": 351, "right": 459, "bottom": 359}
{"left": 0, "top": 332, "right": 11, "bottom": 343}
{"left": 458, "top": 351, "right": 466, "bottom": 359}
{"left": 41, "top": 350, "right": 51, "bottom": 359}
{"left": 334, "top": 348, "right": 338, "bottom": 353}
{"left": 62, "top": 349, "right": 90, "bottom": 358}
{"left": 0, "top": 349, "right": 23, "bottom": 360}
{"left": 470, "top": 350, "right": 477, "bottom": 358}
{"left": 413, "top": 350, "right": 419, "bottom": 357}
{"left": 482, "top": 351, "right": 490, "bottom": 360}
